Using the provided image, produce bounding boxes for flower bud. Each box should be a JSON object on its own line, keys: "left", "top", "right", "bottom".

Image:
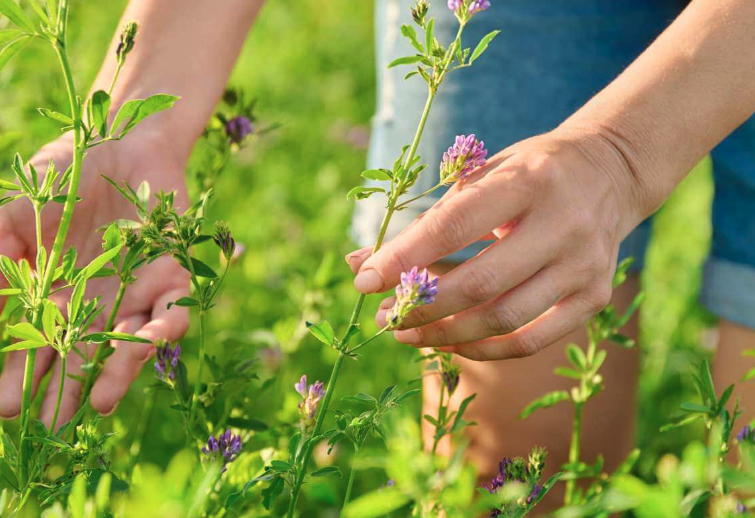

{"left": 295, "top": 375, "right": 326, "bottom": 431}
{"left": 411, "top": 0, "right": 429, "bottom": 26}
{"left": 154, "top": 341, "right": 181, "bottom": 386}
{"left": 439, "top": 134, "right": 487, "bottom": 184}
{"left": 225, "top": 115, "right": 254, "bottom": 144}
{"left": 116, "top": 21, "right": 138, "bottom": 65}
{"left": 213, "top": 221, "right": 236, "bottom": 261}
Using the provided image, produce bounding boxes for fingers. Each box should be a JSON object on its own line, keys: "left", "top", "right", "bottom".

{"left": 90, "top": 288, "right": 189, "bottom": 415}
{"left": 353, "top": 168, "right": 532, "bottom": 294}
{"left": 393, "top": 265, "right": 577, "bottom": 348}
{"left": 447, "top": 293, "right": 603, "bottom": 362}
{"left": 89, "top": 315, "right": 147, "bottom": 416}
{"left": 0, "top": 348, "right": 56, "bottom": 419}
{"left": 397, "top": 218, "right": 558, "bottom": 329}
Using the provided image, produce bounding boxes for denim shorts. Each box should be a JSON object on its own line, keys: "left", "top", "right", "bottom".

{"left": 351, "top": 0, "right": 755, "bottom": 329}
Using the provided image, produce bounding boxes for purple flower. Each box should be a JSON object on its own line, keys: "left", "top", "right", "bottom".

{"left": 296, "top": 375, "right": 326, "bottom": 427}
{"left": 737, "top": 501, "right": 747, "bottom": 514}
{"left": 387, "top": 267, "right": 439, "bottom": 327}
{"left": 483, "top": 457, "right": 512, "bottom": 493}
{"left": 738, "top": 425, "right": 754, "bottom": 442}
{"left": 527, "top": 484, "right": 542, "bottom": 504}
{"left": 442, "top": 371, "right": 460, "bottom": 394}
{"left": 154, "top": 342, "right": 181, "bottom": 383}
{"left": 202, "top": 429, "right": 243, "bottom": 471}
{"left": 213, "top": 221, "right": 236, "bottom": 260}
{"left": 447, "top": 0, "right": 490, "bottom": 19}
{"left": 439, "top": 134, "right": 487, "bottom": 184}
{"left": 225, "top": 115, "right": 254, "bottom": 144}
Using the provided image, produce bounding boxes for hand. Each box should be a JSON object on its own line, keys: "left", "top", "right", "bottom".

{"left": 0, "top": 129, "right": 190, "bottom": 425}
{"left": 347, "top": 126, "right": 645, "bottom": 361}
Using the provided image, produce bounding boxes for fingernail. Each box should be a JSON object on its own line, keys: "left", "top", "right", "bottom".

{"left": 345, "top": 248, "right": 370, "bottom": 273}
{"left": 354, "top": 268, "right": 384, "bottom": 293}
{"left": 375, "top": 309, "right": 388, "bottom": 327}
{"left": 394, "top": 328, "right": 422, "bottom": 345}
{"left": 100, "top": 401, "right": 120, "bottom": 417}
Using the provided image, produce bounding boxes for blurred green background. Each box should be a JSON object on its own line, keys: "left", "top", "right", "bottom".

{"left": 0, "top": 0, "right": 720, "bottom": 513}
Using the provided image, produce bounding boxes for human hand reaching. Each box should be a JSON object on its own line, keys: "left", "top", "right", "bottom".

{"left": 0, "top": 129, "right": 190, "bottom": 425}
{"left": 347, "top": 127, "right": 646, "bottom": 361}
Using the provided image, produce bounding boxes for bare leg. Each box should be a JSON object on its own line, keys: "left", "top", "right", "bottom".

{"left": 422, "top": 275, "right": 641, "bottom": 512}
{"left": 713, "top": 320, "right": 755, "bottom": 422}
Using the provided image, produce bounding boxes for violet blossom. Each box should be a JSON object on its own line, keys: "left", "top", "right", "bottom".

{"left": 225, "top": 115, "right": 254, "bottom": 144}
{"left": 296, "top": 375, "right": 326, "bottom": 428}
{"left": 154, "top": 342, "right": 181, "bottom": 384}
{"left": 387, "top": 266, "right": 439, "bottom": 327}
{"left": 439, "top": 134, "right": 487, "bottom": 184}
{"left": 202, "top": 429, "right": 243, "bottom": 471}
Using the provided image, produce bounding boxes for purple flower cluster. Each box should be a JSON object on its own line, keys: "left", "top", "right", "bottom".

{"left": 737, "top": 501, "right": 747, "bottom": 514}
{"left": 483, "top": 455, "right": 543, "bottom": 516}
{"left": 439, "top": 134, "right": 488, "bottom": 184}
{"left": 296, "top": 375, "right": 326, "bottom": 424}
{"left": 387, "top": 267, "right": 439, "bottom": 327}
{"left": 154, "top": 342, "right": 180, "bottom": 383}
{"left": 225, "top": 115, "right": 254, "bottom": 144}
{"left": 447, "top": 0, "right": 490, "bottom": 20}
{"left": 202, "top": 429, "right": 243, "bottom": 471}
{"left": 738, "top": 425, "right": 755, "bottom": 443}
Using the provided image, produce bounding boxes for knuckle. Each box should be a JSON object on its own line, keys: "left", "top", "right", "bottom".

{"left": 427, "top": 323, "right": 451, "bottom": 347}
{"left": 459, "top": 266, "right": 499, "bottom": 305}
{"left": 486, "top": 303, "right": 523, "bottom": 335}
{"left": 586, "top": 284, "right": 612, "bottom": 313}
{"left": 509, "top": 332, "right": 541, "bottom": 358}
{"left": 429, "top": 205, "right": 472, "bottom": 252}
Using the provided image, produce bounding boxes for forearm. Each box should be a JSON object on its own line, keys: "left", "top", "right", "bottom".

{"left": 92, "top": 0, "right": 265, "bottom": 159}
{"left": 564, "top": 0, "right": 755, "bottom": 226}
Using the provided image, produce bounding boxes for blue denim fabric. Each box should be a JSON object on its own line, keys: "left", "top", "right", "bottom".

{"left": 351, "top": 0, "right": 755, "bottom": 328}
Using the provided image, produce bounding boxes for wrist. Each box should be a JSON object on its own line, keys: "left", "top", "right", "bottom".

{"left": 554, "top": 121, "right": 656, "bottom": 239}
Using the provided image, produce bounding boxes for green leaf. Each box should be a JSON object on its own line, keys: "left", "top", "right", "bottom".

{"left": 387, "top": 55, "right": 424, "bottom": 68}
{"left": 469, "top": 30, "right": 500, "bottom": 65}
{"left": 0, "top": 178, "right": 19, "bottom": 191}
{"left": 189, "top": 257, "right": 217, "bottom": 279}
{"left": 346, "top": 186, "right": 385, "bottom": 201}
{"left": 76, "top": 244, "right": 123, "bottom": 282}
{"left": 110, "top": 94, "right": 180, "bottom": 137}
{"left": 424, "top": 18, "right": 435, "bottom": 55}
{"left": 37, "top": 108, "right": 73, "bottom": 126}
{"left": 680, "top": 401, "right": 712, "bottom": 414}
{"left": 566, "top": 343, "right": 587, "bottom": 370}
{"left": 0, "top": 34, "right": 29, "bottom": 74}
{"left": 520, "top": 390, "right": 570, "bottom": 419}
{"left": 342, "top": 393, "right": 378, "bottom": 406}
{"left": 400, "top": 24, "right": 424, "bottom": 54}
{"left": 0, "top": 0, "right": 36, "bottom": 33}
{"left": 451, "top": 393, "right": 476, "bottom": 432}
{"left": 0, "top": 288, "right": 21, "bottom": 295}
{"left": 554, "top": 367, "right": 581, "bottom": 380}
{"left": 1, "top": 340, "right": 47, "bottom": 352}
{"left": 310, "top": 466, "right": 342, "bottom": 478}
{"left": 306, "top": 321, "right": 336, "bottom": 346}
{"left": 360, "top": 169, "right": 392, "bottom": 181}
{"left": 41, "top": 300, "right": 60, "bottom": 342}
{"left": 170, "top": 296, "right": 199, "bottom": 308}
{"left": 69, "top": 278, "right": 87, "bottom": 321}
{"left": 82, "top": 332, "right": 151, "bottom": 344}
{"left": 90, "top": 90, "right": 111, "bottom": 138}
{"left": 6, "top": 322, "right": 46, "bottom": 343}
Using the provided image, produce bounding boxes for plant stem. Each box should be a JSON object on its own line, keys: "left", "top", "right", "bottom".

{"left": 342, "top": 446, "right": 359, "bottom": 512}
{"left": 81, "top": 281, "right": 127, "bottom": 402}
{"left": 395, "top": 183, "right": 444, "bottom": 210}
{"left": 349, "top": 326, "right": 389, "bottom": 354}
{"left": 19, "top": 19, "right": 84, "bottom": 486}
{"left": 285, "top": 24, "right": 463, "bottom": 511}
{"left": 564, "top": 403, "right": 583, "bottom": 506}
{"left": 188, "top": 309, "right": 207, "bottom": 433}
{"left": 49, "top": 356, "right": 67, "bottom": 434}
{"left": 431, "top": 381, "right": 446, "bottom": 455}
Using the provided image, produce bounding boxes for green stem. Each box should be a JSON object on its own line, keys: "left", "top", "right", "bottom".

{"left": 285, "top": 24, "right": 462, "bottom": 512}
{"left": 349, "top": 327, "right": 389, "bottom": 354}
{"left": 431, "top": 381, "right": 446, "bottom": 455}
{"left": 395, "top": 183, "right": 444, "bottom": 211}
{"left": 342, "top": 446, "right": 359, "bottom": 512}
{"left": 564, "top": 403, "right": 583, "bottom": 506}
{"left": 49, "top": 356, "right": 67, "bottom": 434}
{"left": 188, "top": 309, "right": 207, "bottom": 433}
{"left": 19, "top": 22, "right": 84, "bottom": 486}
{"left": 81, "top": 281, "right": 127, "bottom": 401}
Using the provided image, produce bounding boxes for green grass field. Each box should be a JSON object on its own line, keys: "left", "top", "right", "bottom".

{"left": 0, "top": 0, "right": 722, "bottom": 514}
